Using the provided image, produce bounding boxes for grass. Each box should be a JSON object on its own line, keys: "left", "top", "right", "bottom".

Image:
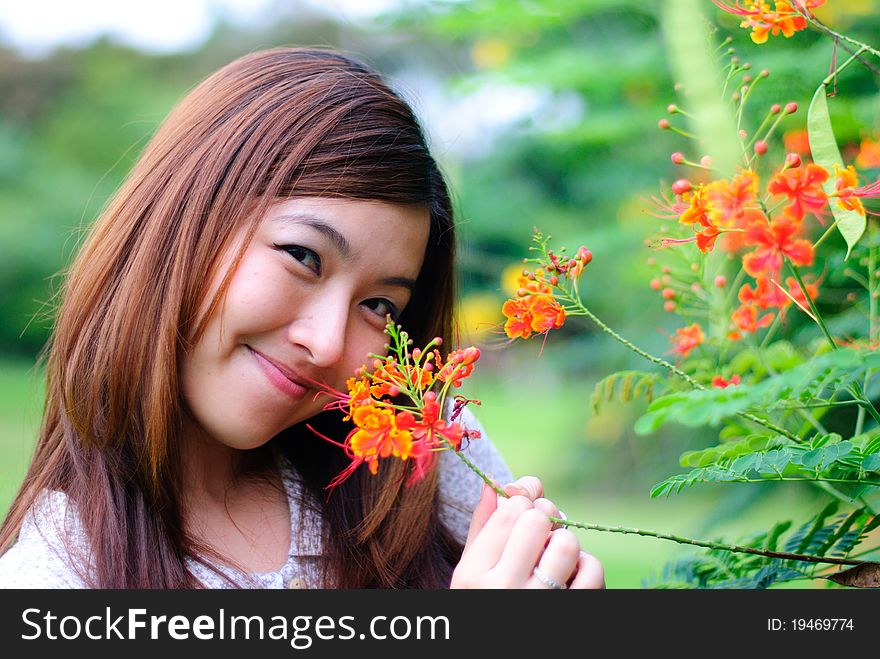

{"left": 0, "top": 357, "right": 43, "bottom": 515}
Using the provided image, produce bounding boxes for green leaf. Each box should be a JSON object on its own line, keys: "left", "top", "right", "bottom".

{"left": 591, "top": 370, "right": 660, "bottom": 415}
{"left": 863, "top": 454, "right": 880, "bottom": 472}
{"left": 635, "top": 349, "right": 880, "bottom": 433}
{"left": 807, "top": 84, "right": 866, "bottom": 257}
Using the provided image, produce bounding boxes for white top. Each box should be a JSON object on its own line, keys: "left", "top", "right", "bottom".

{"left": 0, "top": 408, "right": 512, "bottom": 588}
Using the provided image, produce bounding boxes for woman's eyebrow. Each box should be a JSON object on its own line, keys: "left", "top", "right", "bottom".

{"left": 274, "top": 213, "right": 351, "bottom": 257}
{"left": 381, "top": 276, "right": 416, "bottom": 293}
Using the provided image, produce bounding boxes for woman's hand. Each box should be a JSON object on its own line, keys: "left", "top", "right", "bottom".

{"left": 450, "top": 478, "right": 605, "bottom": 589}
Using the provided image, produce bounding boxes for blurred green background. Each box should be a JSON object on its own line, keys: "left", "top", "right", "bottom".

{"left": 2, "top": 0, "right": 879, "bottom": 587}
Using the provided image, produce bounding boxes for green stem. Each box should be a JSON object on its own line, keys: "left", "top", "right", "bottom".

{"left": 552, "top": 518, "right": 866, "bottom": 567}
{"left": 564, "top": 300, "right": 804, "bottom": 443}
{"left": 802, "top": 13, "right": 880, "bottom": 64}
{"left": 820, "top": 45, "right": 871, "bottom": 87}
{"left": 445, "top": 440, "right": 871, "bottom": 568}
{"left": 813, "top": 217, "right": 842, "bottom": 251}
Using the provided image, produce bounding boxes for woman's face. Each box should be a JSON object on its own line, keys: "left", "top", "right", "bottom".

{"left": 181, "top": 197, "right": 430, "bottom": 451}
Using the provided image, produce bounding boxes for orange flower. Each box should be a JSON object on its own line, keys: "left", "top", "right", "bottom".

{"left": 719, "top": 208, "right": 765, "bottom": 252}
{"left": 436, "top": 347, "right": 481, "bottom": 387}
{"left": 856, "top": 138, "right": 880, "bottom": 170}
{"left": 767, "top": 163, "right": 829, "bottom": 222}
{"left": 529, "top": 295, "right": 566, "bottom": 333}
{"left": 783, "top": 129, "right": 812, "bottom": 156}
{"left": 349, "top": 405, "right": 414, "bottom": 475}
{"left": 832, "top": 164, "right": 867, "bottom": 215}
{"left": 502, "top": 297, "right": 535, "bottom": 339}
{"left": 706, "top": 170, "right": 759, "bottom": 227}
{"left": 679, "top": 187, "right": 712, "bottom": 227}
{"left": 732, "top": 303, "right": 774, "bottom": 334}
{"left": 785, "top": 276, "right": 818, "bottom": 309}
{"left": 501, "top": 292, "right": 565, "bottom": 340}
{"left": 670, "top": 323, "right": 705, "bottom": 359}
{"left": 345, "top": 376, "right": 373, "bottom": 419}
{"left": 742, "top": 216, "right": 814, "bottom": 277}
{"left": 739, "top": 276, "right": 789, "bottom": 309}
{"left": 713, "top": 1, "right": 811, "bottom": 44}
{"left": 712, "top": 374, "right": 742, "bottom": 388}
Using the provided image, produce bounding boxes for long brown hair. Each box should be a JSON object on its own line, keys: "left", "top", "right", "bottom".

{"left": 0, "top": 48, "right": 461, "bottom": 588}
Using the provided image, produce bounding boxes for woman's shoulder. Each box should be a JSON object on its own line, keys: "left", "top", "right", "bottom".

{"left": 437, "top": 405, "right": 514, "bottom": 544}
{"left": 0, "top": 490, "right": 89, "bottom": 588}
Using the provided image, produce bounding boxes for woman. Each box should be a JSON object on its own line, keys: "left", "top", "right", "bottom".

{"left": 0, "top": 48, "right": 604, "bottom": 589}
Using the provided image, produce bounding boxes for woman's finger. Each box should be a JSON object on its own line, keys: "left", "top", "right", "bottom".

{"left": 567, "top": 550, "right": 606, "bottom": 589}
{"left": 490, "top": 507, "right": 554, "bottom": 584}
{"left": 526, "top": 528, "right": 581, "bottom": 590}
{"left": 502, "top": 476, "right": 544, "bottom": 501}
{"left": 459, "top": 494, "right": 534, "bottom": 572}
{"left": 533, "top": 497, "right": 565, "bottom": 530}
{"left": 463, "top": 482, "right": 498, "bottom": 549}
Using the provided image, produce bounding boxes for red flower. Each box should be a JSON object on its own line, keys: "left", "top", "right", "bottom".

{"left": 767, "top": 163, "right": 829, "bottom": 222}
{"left": 738, "top": 276, "right": 788, "bottom": 310}
{"left": 669, "top": 323, "right": 705, "bottom": 359}
{"left": 742, "top": 216, "right": 814, "bottom": 277}
{"left": 732, "top": 303, "right": 774, "bottom": 334}
{"left": 706, "top": 170, "right": 759, "bottom": 227}
{"left": 712, "top": 374, "right": 742, "bottom": 388}
{"left": 713, "top": 1, "right": 812, "bottom": 44}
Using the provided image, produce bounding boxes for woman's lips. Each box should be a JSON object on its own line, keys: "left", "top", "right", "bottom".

{"left": 248, "top": 347, "right": 309, "bottom": 401}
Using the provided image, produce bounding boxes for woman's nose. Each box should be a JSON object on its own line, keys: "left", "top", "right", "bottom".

{"left": 286, "top": 294, "right": 349, "bottom": 368}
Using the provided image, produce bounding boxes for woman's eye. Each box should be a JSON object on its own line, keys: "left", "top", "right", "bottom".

{"left": 277, "top": 244, "right": 321, "bottom": 275}
{"left": 362, "top": 298, "right": 398, "bottom": 321}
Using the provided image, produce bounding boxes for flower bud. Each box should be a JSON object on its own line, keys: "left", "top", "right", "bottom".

{"left": 662, "top": 266, "right": 671, "bottom": 274}
{"left": 754, "top": 140, "right": 768, "bottom": 156}
{"left": 690, "top": 263, "right": 699, "bottom": 272}
{"left": 663, "top": 301, "right": 676, "bottom": 312}
{"left": 700, "top": 155, "right": 713, "bottom": 167}
{"left": 784, "top": 102, "right": 798, "bottom": 114}
{"left": 742, "top": 62, "right": 751, "bottom": 70}
{"left": 671, "top": 178, "right": 692, "bottom": 195}
{"left": 661, "top": 287, "right": 676, "bottom": 300}
{"left": 646, "top": 257, "right": 657, "bottom": 266}
{"left": 412, "top": 348, "right": 421, "bottom": 360}
{"left": 549, "top": 275, "right": 558, "bottom": 286}
{"left": 650, "top": 278, "right": 662, "bottom": 290}
{"left": 671, "top": 151, "right": 686, "bottom": 165}
{"left": 714, "top": 275, "right": 727, "bottom": 288}
{"left": 738, "top": 129, "right": 748, "bottom": 139}
{"left": 658, "top": 118, "right": 671, "bottom": 130}
{"left": 743, "top": 75, "right": 752, "bottom": 83}
{"left": 760, "top": 69, "right": 769, "bottom": 78}
{"left": 691, "top": 282, "right": 701, "bottom": 292}
{"left": 667, "top": 103, "right": 679, "bottom": 114}
{"left": 770, "top": 103, "right": 781, "bottom": 114}
{"left": 785, "top": 152, "right": 801, "bottom": 168}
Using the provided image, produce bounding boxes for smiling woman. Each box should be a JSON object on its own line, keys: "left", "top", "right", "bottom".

{"left": 0, "top": 48, "right": 604, "bottom": 590}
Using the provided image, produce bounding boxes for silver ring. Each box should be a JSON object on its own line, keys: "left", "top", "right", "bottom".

{"left": 532, "top": 566, "right": 566, "bottom": 590}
